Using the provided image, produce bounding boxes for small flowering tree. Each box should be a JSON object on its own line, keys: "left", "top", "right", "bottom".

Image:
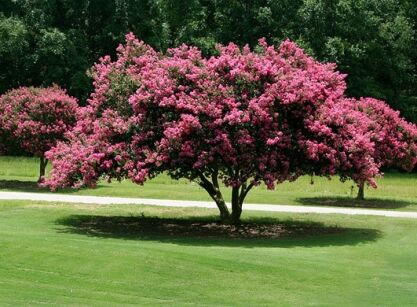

{"left": 311, "top": 97, "right": 417, "bottom": 200}
{"left": 352, "top": 98, "right": 417, "bottom": 199}
{"left": 0, "top": 86, "right": 78, "bottom": 182}
{"left": 304, "top": 97, "right": 380, "bottom": 188}
{"left": 46, "top": 34, "right": 384, "bottom": 222}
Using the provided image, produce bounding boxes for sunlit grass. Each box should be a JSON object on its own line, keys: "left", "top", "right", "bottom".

{"left": 1, "top": 156, "right": 417, "bottom": 211}
{"left": 0, "top": 201, "right": 416, "bottom": 305}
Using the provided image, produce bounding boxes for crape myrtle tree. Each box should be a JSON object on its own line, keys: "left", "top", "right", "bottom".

{"left": 46, "top": 34, "right": 386, "bottom": 222}
{"left": 315, "top": 97, "right": 417, "bottom": 200}
{"left": 0, "top": 86, "right": 78, "bottom": 182}
{"left": 352, "top": 98, "right": 417, "bottom": 200}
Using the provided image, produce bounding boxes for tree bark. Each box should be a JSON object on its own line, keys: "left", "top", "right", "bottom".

{"left": 198, "top": 172, "right": 256, "bottom": 223}
{"left": 38, "top": 157, "right": 48, "bottom": 183}
{"left": 210, "top": 172, "right": 231, "bottom": 220}
{"left": 357, "top": 180, "right": 365, "bottom": 200}
{"left": 231, "top": 186, "right": 242, "bottom": 224}
{"left": 198, "top": 172, "right": 230, "bottom": 221}
{"left": 215, "top": 198, "right": 230, "bottom": 221}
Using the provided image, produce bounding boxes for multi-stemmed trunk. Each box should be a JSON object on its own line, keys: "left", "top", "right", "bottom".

{"left": 357, "top": 180, "right": 365, "bottom": 200}
{"left": 198, "top": 170, "right": 254, "bottom": 223}
{"left": 38, "top": 156, "right": 48, "bottom": 183}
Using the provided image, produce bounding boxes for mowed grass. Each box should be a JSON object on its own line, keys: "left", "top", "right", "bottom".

{"left": 0, "top": 200, "right": 416, "bottom": 305}
{"left": 1, "top": 156, "right": 417, "bottom": 211}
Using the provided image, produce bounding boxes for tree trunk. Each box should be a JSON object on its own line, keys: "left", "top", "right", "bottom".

{"left": 357, "top": 180, "right": 365, "bottom": 200}
{"left": 38, "top": 157, "right": 48, "bottom": 183}
{"left": 198, "top": 172, "right": 230, "bottom": 221}
{"left": 231, "top": 186, "right": 242, "bottom": 224}
{"left": 198, "top": 172, "right": 255, "bottom": 223}
{"left": 215, "top": 198, "right": 230, "bottom": 221}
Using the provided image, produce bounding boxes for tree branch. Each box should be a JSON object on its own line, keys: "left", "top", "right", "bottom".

{"left": 239, "top": 182, "right": 255, "bottom": 204}
{"left": 198, "top": 171, "right": 230, "bottom": 220}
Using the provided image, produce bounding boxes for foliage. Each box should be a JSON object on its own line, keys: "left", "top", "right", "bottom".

{"left": 1, "top": 0, "right": 417, "bottom": 122}
{"left": 0, "top": 15, "right": 30, "bottom": 93}
{"left": 357, "top": 98, "right": 417, "bottom": 171}
{"left": 44, "top": 34, "right": 404, "bottom": 222}
{"left": 351, "top": 97, "right": 417, "bottom": 198}
{"left": 297, "top": 0, "right": 417, "bottom": 122}
{"left": 0, "top": 86, "right": 78, "bottom": 179}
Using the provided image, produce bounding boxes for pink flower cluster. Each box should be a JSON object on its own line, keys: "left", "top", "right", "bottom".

{"left": 0, "top": 86, "right": 78, "bottom": 157}
{"left": 44, "top": 33, "right": 417, "bottom": 193}
{"left": 357, "top": 97, "right": 417, "bottom": 171}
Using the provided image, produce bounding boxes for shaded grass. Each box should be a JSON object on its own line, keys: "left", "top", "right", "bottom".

{"left": 0, "top": 201, "right": 416, "bottom": 305}
{"left": 297, "top": 196, "right": 412, "bottom": 209}
{"left": 0, "top": 179, "right": 44, "bottom": 191}
{"left": 1, "top": 155, "right": 417, "bottom": 211}
{"left": 56, "top": 214, "right": 380, "bottom": 247}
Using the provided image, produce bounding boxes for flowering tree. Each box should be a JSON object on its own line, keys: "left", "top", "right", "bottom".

{"left": 311, "top": 97, "right": 417, "bottom": 200}
{"left": 0, "top": 86, "right": 78, "bottom": 181}
{"left": 352, "top": 98, "right": 417, "bottom": 199}
{"left": 46, "top": 34, "right": 386, "bottom": 222}
{"left": 305, "top": 98, "right": 379, "bottom": 187}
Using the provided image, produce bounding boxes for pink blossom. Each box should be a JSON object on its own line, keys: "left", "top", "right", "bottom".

{"left": 0, "top": 86, "right": 78, "bottom": 157}
{"left": 42, "top": 33, "right": 417, "bottom": 220}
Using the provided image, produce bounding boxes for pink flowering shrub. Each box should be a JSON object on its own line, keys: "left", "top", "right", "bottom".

{"left": 305, "top": 98, "right": 380, "bottom": 186}
{"left": 310, "top": 97, "right": 417, "bottom": 199}
{"left": 45, "top": 33, "right": 416, "bottom": 221}
{"left": 0, "top": 86, "right": 78, "bottom": 181}
{"left": 357, "top": 98, "right": 417, "bottom": 170}
{"left": 352, "top": 98, "right": 417, "bottom": 199}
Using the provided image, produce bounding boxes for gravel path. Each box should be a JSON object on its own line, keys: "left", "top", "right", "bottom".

{"left": 0, "top": 191, "right": 416, "bottom": 219}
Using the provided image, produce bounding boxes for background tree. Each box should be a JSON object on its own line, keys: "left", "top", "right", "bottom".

{"left": 0, "top": 15, "right": 30, "bottom": 93}
{"left": 354, "top": 98, "right": 417, "bottom": 200}
{"left": 297, "top": 0, "right": 417, "bottom": 122}
{"left": 1, "top": 0, "right": 417, "bottom": 123}
{"left": 0, "top": 86, "right": 78, "bottom": 181}
{"left": 45, "top": 35, "right": 383, "bottom": 222}
{"left": 309, "top": 95, "right": 417, "bottom": 200}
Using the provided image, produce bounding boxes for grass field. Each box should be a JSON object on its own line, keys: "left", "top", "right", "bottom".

{"left": 0, "top": 156, "right": 416, "bottom": 211}
{"left": 0, "top": 200, "right": 416, "bottom": 305}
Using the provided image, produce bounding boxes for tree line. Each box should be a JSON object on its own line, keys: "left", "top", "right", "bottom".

{"left": 1, "top": 0, "right": 417, "bottom": 123}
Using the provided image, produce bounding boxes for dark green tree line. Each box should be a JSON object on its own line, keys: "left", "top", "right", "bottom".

{"left": 1, "top": 0, "right": 416, "bottom": 121}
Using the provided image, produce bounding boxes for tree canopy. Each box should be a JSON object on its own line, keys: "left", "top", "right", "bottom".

{"left": 0, "top": 86, "right": 78, "bottom": 181}
{"left": 44, "top": 34, "right": 417, "bottom": 221}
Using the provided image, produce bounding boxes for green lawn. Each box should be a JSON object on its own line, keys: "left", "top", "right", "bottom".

{"left": 1, "top": 156, "right": 417, "bottom": 211}
{"left": 0, "top": 200, "right": 416, "bottom": 305}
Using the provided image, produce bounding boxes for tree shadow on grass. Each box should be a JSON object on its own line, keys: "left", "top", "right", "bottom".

{"left": 0, "top": 179, "right": 87, "bottom": 194}
{"left": 56, "top": 214, "right": 381, "bottom": 248}
{"left": 297, "top": 196, "right": 412, "bottom": 209}
{"left": 0, "top": 179, "right": 46, "bottom": 192}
